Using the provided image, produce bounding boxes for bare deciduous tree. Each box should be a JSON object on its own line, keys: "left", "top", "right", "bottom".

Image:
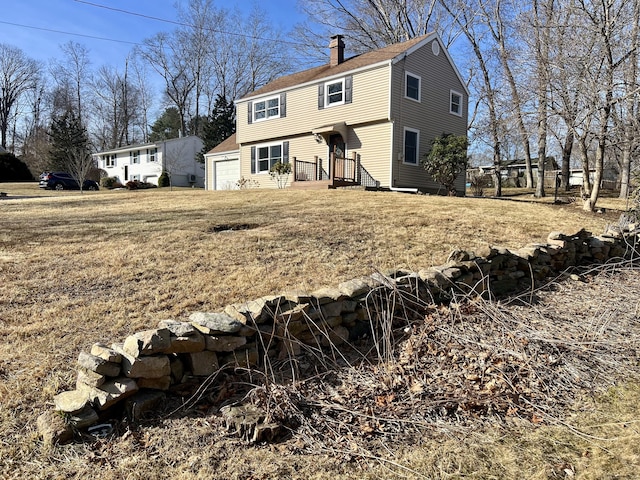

{"left": 50, "top": 41, "right": 92, "bottom": 125}
{"left": 137, "top": 32, "right": 196, "bottom": 138}
{"left": 294, "top": 0, "right": 457, "bottom": 63}
{"left": 0, "top": 43, "right": 39, "bottom": 150}
{"left": 441, "top": 0, "right": 503, "bottom": 196}
{"left": 92, "top": 57, "right": 145, "bottom": 150}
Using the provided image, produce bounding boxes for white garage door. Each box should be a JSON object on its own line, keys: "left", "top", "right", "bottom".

{"left": 214, "top": 159, "right": 240, "bottom": 190}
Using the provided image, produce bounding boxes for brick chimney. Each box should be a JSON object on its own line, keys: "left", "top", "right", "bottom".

{"left": 329, "top": 34, "right": 345, "bottom": 66}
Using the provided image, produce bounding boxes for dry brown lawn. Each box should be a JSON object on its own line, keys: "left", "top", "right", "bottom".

{"left": 0, "top": 183, "right": 637, "bottom": 479}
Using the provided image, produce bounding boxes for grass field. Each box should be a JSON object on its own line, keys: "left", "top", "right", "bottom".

{"left": 0, "top": 182, "right": 638, "bottom": 479}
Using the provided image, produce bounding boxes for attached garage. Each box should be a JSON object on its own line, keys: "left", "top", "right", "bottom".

{"left": 213, "top": 158, "right": 240, "bottom": 190}
{"left": 204, "top": 134, "right": 240, "bottom": 191}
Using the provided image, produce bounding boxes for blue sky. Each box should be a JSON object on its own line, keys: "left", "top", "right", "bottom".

{"left": 0, "top": 0, "right": 304, "bottom": 66}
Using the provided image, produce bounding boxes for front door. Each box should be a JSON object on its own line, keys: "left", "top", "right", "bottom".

{"left": 124, "top": 165, "right": 129, "bottom": 182}
{"left": 328, "top": 134, "right": 345, "bottom": 178}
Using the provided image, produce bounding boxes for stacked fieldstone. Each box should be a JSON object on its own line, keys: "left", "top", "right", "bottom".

{"left": 39, "top": 225, "right": 640, "bottom": 444}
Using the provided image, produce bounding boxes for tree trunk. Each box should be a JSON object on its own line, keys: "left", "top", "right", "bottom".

{"left": 487, "top": 2, "right": 534, "bottom": 189}
{"left": 493, "top": 142, "right": 502, "bottom": 197}
{"left": 584, "top": 138, "right": 605, "bottom": 211}
{"left": 533, "top": 0, "right": 551, "bottom": 198}
{"left": 619, "top": 146, "right": 631, "bottom": 200}
{"left": 561, "top": 131, "right": 573, "bottom": 191}
{"left": 579, "top": 139, "right": 592, "bottom": 199}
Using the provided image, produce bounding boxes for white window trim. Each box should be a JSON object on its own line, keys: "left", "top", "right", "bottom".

{"left": 450, "top": 90, "right": 463, "bottom": 117}
{"left": 403, "top": 127, "right": 420, "bottom": 166}
{"left": 325, "top": 78, "right": 345, "bottom": 107}
{"left": 256, "top": 141, "right": 284, "bottom": 174}
{"left": 105, "top": 154, "right": 116, "bottom": 168}
{"left": 148, "top": 148, "right": 157, "bottom": 162}
{"left": 253, "top": 95, "right": 281, "bottom": 122}
{"left": 405, "top": 72, "right": 421, "bottom": 102}
{"left": 131, "top": 150, "right": 140, "bottom": 164}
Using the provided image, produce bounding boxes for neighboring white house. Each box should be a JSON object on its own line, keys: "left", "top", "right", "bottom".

{"left": 94, "top": 136, "right": 205, "bottom": 187}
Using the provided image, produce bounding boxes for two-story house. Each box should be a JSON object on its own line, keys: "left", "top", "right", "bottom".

{"left": 94, "top": 136, "right": 204, "bottom": 187}
{"left": 205, "top": 33, "right": 468, "bottom": 194}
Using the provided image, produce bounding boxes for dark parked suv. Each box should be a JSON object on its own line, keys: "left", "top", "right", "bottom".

{"left": 39, "top": 172, "right": 99, "bottom": 191}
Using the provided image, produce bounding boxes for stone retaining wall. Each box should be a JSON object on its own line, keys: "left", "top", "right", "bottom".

{"left": 38, "top": 225, "right": 640, "bottom": 444}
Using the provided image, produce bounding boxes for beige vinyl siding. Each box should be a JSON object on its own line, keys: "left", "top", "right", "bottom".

{"left": 348, "top": 122, "right": 393, "bottom": 187}
{"left": 239, "top": 136, "right": 326, "bottom": 189}
{"left": 389, "top": 39, "right": 468, "bottom": 193}
{"left": 237, "top": 64, "right": 391, "bottom": 145}
{"left": 239, "top": 122, "right": 393, "bottom": 188}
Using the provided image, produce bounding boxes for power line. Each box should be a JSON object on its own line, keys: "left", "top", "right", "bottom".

{"left": 0, "top": 20, "right": 142, "bottom": 46}
{"left": 73, "top": 0, "right": 318, "bottom": 48}
{"left": 0, "top": 18, "right": 327, "bottom": 67}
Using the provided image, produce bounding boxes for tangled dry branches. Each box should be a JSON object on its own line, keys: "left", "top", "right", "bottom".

{"left": 237, "top": 264, "right": 640, "bottom": 460}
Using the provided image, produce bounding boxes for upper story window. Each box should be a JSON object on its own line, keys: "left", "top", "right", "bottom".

{"left": 326, "top": 79, "right": 345, "bottom": 106}
{"left": 148, "top": 148, "right": 157, "bottom": 162}
{"left": 105, "top": 154, "right": 116, "bottom": 167}
{"left": 404, "top": 127, "right": 419, "bottom": 165}
{"left": 405, "top": 72, "right": 421, "bottom": 102}
{"left": 131, "top": 150, "right": 140, "bottom": 164}
{"left": 254, "top": 96, "right": 280, "bottom": 121}
{"left": 318, "top": 75, "right": 352, "bottom": 109}
{"left": 450, "top": 90, "right": 463, "bottom": 116}
{"left": 248, "top": 93, "right": 286, "bottom": 124}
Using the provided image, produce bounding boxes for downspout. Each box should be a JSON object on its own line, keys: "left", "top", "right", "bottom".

{"left": 388, "top": 60, "right": 395, "bottom": 188}
{"left": 204, "top": 153, "right": 208, "bottom": 190}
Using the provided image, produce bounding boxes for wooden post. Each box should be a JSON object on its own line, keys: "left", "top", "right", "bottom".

{"left": 315, "top": 156, "right": 320, "bottom": 181}
{"left": 292, "top": 156, "right": 297, "bottom": 182}
{"left": 330, "top": 152, "right": 336, "bottom": 183}
{"left": 352, "top": 151, "right": 357, "bottom": 182}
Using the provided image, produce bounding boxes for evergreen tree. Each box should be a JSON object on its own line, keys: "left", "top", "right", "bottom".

{"left": 149, "top": 107, "right": 182, "bottom": 142}
{"left": 198, "top": 94, "right": 235, "bottom": 162}
{"left": 49, "top": 109, "right": 93, "bottom": 191}
{"left": 422, "top": 133, "right": 468, "bottom": 196}
{"left": 0, "top": 151, "right": 34, "bottom": 181}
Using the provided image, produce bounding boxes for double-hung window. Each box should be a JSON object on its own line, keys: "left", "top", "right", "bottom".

{"left": 131, "top": 150, "right": 140, "bottom": 164}
{"left": 450, "top": 90, "right": 463, "bottom": 116}
{"left": 318, "top": 76, "right": 352, "bottom": 109}
{"left": 148, "top": 148, "right": 157, "bottom": 162}
{"left": 251, "top": 141, "right": 289, "bottom": 174}
{"left": 405, "top": 72, "right": 421, "bottom": 102}
{"left": 326, "top": 79, "right": 345, "bottom": 106}
{"left": 404, "top": 128, "right": 419, "bottom": 165}
{"left": 105, "top": 154, "right": 116, "bottom": 167}
{"left": 257, "top": 143, "right": 282, "bottom": 173}
{"left": 254, "top": 96, "right": 280, "bottom": 122}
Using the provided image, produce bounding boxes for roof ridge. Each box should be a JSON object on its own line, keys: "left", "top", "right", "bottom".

{"left": 240, "top": 33, "right": 435, "bottom": 101}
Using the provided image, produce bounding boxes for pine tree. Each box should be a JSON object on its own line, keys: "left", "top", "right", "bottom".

{"left": 49, "top": 109, "right": 93, "bottom": 191}
{"left": 149, "top": 107, "right": 182, "bottom": 142}
{"left": 198, "top": 94, "right": 235, "bottom": 162}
